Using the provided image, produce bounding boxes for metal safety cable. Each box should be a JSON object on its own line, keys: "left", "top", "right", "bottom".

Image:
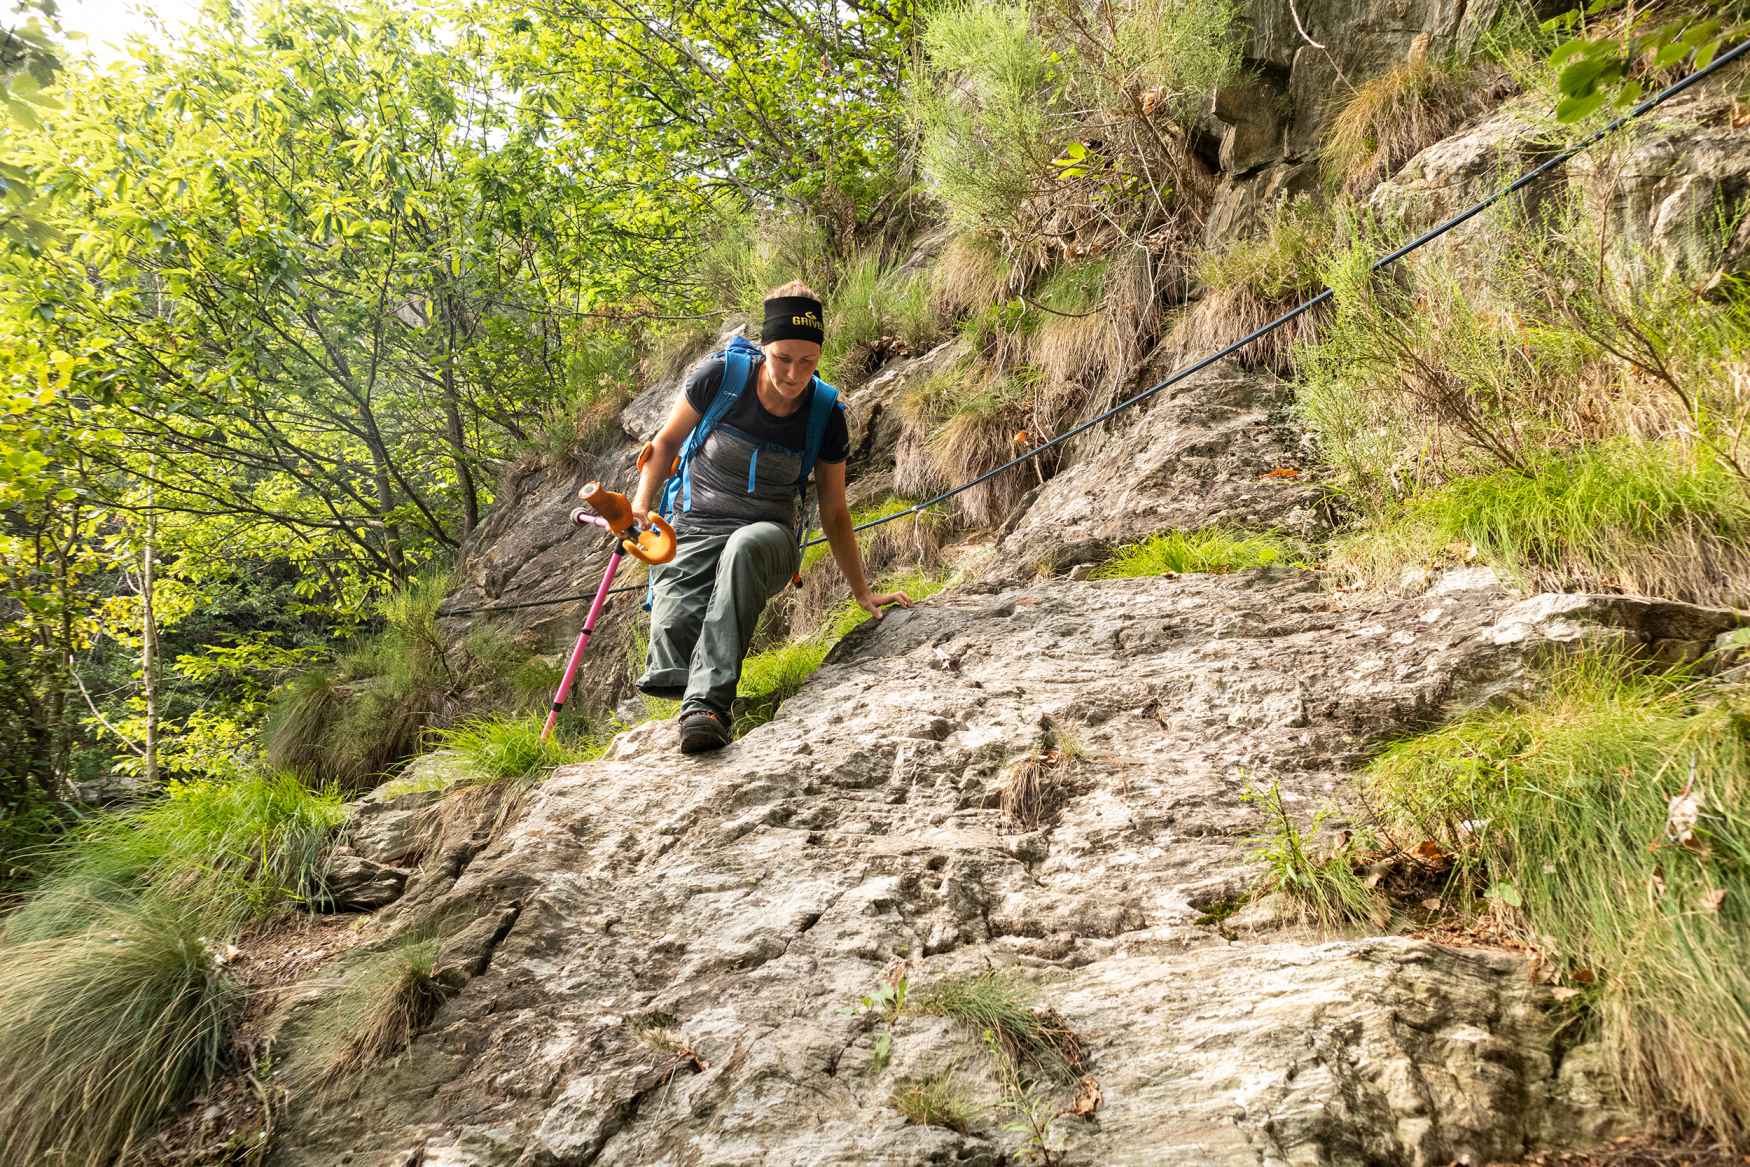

{"left": 439, "top": 37, "right": 1749, "bottom": 620}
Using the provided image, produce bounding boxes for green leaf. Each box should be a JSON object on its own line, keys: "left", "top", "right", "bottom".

{"left": 1556, "top": 90, "right": 1610, "bottom": 122}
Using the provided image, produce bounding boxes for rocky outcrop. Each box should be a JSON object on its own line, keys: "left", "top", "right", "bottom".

{"left": 1370, "top": 82, "right": 1750, "bottom": 282}
{"left": 999, "top": 362, "right": 1323, "bottom": 569}
{"left": 277, "top": 567, "right": 1743, "bottom": 1166}
{"left": 1199, "top": 0, "right": 1516, "bottom": 242}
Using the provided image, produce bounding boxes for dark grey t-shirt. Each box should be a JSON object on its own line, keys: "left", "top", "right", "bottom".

{"left": 683, "top": 357, "right": 850, "bottom": 464}
{"left": 674, "top": 356, "right": 848, "bottom": 532}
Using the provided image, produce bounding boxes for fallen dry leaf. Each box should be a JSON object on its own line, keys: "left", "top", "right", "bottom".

{"left": 1260, "top": 467, "right": 1300, "bottom": 479}
{"left": 1700, "top": 887, "right": 1727, "bottom": 913}
{"left": 1063, "top": 1074, "right": 1102, "bottom": 1119}
{"left": 1663, "top": 773, "right": 1702, "bottom": 846}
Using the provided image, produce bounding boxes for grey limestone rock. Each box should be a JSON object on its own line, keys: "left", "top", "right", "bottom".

{"left": 274, "top": 570, "right": 1744, "bottom": 1166}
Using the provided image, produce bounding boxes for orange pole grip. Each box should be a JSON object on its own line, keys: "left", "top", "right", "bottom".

{"left": 578, "top": 483, "right": 677, "bottom": 566}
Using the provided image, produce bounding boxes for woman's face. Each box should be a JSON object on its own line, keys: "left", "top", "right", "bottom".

{"left": 762, "top": 339, "right": 822, "bottom": 402}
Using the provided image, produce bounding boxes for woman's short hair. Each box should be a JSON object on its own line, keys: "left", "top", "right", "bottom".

{"left": 765, "top": 280, "right": 822, "bottom": 301}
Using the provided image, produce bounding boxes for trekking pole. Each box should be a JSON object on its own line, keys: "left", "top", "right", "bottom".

{"left": 540, "top": 484, "right": 676, "bottom": 742}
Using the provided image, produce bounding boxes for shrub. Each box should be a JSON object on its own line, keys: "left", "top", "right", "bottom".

{"left": 1333, "top": 440, "right": 1750, "bottom": 607}
{"left": 1242, "top": 783, "right": 1386, "bottom": 931}
{"left": 432, "top": 715, "right": 602, "bottom": 783}
{"left": 0, "top": 894, "right": 240, "bottom": 1167}
{"left": 910, "top": 0, "right": 1238, "bottom": 263}
{"left": 1091, "top": 528, "right": 1306, "bottom": 578}
{"left": 911, "top": 2, "right": 1060, "bottom": 236}
{"left": 280, "top": 933, "right": 446, "bottom": 1087}
{"left": 1176, "top": 196, "right": 1334, "bottom": 376}
{"left": 1365, "top": 659, "right": 1750, "bottom": 1140}
{"left": 5, "top": 770, "right": 344, "bottom": 943}
{"left": 1322, "top": 52, "right": 1494, "bottom": 196}
{"left": 891, "top": 1071, "right": 980, "bottom": 1133}
{"left": 694, "top": 206, "right": 834, "bottom": 320}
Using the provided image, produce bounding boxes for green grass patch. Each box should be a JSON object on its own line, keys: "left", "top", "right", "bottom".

{"left": 913, "top": 969, "right": 1083, "bottom": 1081}
{"left": 891, "top": 1071, "right": 980, "bottom": 1134}
{"left": 1243, "top": 782, "right": 1386, "bottom": 932}
{"left": 431, "top": 715, "right": 605, "bottom": 783}
{"left": 1334, "top": 439, "right": 1750, "bottom": 606}
{"left": 281, "top": 932, "right": 447, "bottom": 1088}
{"left": 265, "top": 573, "right": 571, "bottom": 789}
{"left": 822, "top": 252, "right": 942, "bottom": 386}
{"left": 1366, "top": 657, "right": 1750, "bottom": 1139}
{"left": 5, "top": 771, "right": 344, "bottom": 943}
{"left": 1090, "top": 528, "right": 1307, "bottom": 579}
{"left": 0, "top": 893, "right": 240, "bottom": 1167}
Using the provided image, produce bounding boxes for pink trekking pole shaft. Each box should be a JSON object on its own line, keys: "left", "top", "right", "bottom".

{"left": 540, "top": 513, "right": 623, "bottom": 742}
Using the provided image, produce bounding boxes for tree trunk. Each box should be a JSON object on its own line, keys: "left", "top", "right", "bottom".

{"left": 141, "top": 479, "right": 160, "bottom": 787}
{"left": 441, "top": 288, "right": 480, "bottom": 536}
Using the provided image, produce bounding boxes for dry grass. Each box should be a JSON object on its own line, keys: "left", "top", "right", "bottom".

{"left": 999, "top": 732, "right": 1081, "bottom": 831}
{"left": 1173, "top": 197, "right": 1334, "bottom": 376}
{"left": 928, "top": 382, "right": 1044, "bottom": 528}
{"left": 280, "top": 933, "right": 447, "bottom": 1088}
{"left": 1323, "top": 54, "right": 1497, "bottom": 196}
{"left": 930, "top": 233, "right": 1017, "bottom": 320}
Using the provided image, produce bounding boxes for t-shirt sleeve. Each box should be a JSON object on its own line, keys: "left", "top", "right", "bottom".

{"left": 818, "top": 406, "right": 851, "bottom": 464}
{"left": 683, "top": 356, "right": 725, "bottom": 415}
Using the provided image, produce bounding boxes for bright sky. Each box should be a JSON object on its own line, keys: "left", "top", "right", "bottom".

{"left": 55, "top": 0, "right": 204, "bottom": 60}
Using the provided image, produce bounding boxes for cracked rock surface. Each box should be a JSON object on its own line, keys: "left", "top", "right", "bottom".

{"left": 278, "top": 571, "right": 1745, "bottom": 1167}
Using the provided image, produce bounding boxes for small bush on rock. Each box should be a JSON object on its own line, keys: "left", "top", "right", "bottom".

{"left": 1243, "top": 783, "right": 1387, "bottom": 932}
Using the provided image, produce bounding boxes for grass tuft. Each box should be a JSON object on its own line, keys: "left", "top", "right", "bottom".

{"left": 823, "top": 252, "right": 943, "bottom": 387}
{"left": 913, "top": 969, "right": 1084, "bottom": 1081}
{"left": 5, "top": 771, "right": 345, "bottom": 943}
{"left": 0, "top": 894, "right": 240, "bottom": 1167}
{"left": 431, "top": 715, "right": 603, "bottom": 783}
{"left": 1090, "top": 528, "right": 1306, "bottom": 579}
{"left": 1243, "top": 783, "right": 1387, "bottom": 932}
{"left": 1333, "top": 440, "right": 1750, "bottom": 607}
{"left": 1323, "top": 54, "right": 1493, "bottom": 196}
{"left": 1365, "top": 658, "right": 1750, "bottom": 1141}
{"left": 1176, "top": 196, "right": 1333, "bottom": 375}
{"left": 281, "top": 933, "right": 447, "bottom": 1088}
{"left": 891, "top": 1071, "right": 980, "bottom": 1134}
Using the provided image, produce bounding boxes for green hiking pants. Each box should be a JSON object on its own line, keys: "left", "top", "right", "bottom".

{"left": 638, "top": 519, "right": 800, "bottom": 716}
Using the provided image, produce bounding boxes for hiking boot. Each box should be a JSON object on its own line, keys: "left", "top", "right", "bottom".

{"left": 678, "top": 708, "right": 732, "bottom": 754}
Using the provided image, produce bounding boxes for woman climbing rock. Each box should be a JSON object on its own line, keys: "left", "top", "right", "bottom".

{"left": 630, "top": 282, "right": 913, "bottom": 754}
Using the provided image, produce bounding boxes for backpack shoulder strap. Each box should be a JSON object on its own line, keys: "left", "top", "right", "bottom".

{"left": 798, "top": 376, "right": 841, "bottom": 488}
{"left": 674, "top": 349, "right": 756, "bottom": 513}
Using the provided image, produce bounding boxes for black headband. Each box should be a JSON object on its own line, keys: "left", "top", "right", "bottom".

{"left": 762, "top": 296, "right": 825, "bottom": 345}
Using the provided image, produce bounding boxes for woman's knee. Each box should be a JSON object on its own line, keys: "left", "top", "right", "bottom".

{"left": 722, "top": 522, "right": 789, "bottom": 562}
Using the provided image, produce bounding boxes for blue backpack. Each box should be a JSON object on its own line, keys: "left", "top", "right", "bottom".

{"left": 647, "top": 335, "right": 843, "bottom": 605}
